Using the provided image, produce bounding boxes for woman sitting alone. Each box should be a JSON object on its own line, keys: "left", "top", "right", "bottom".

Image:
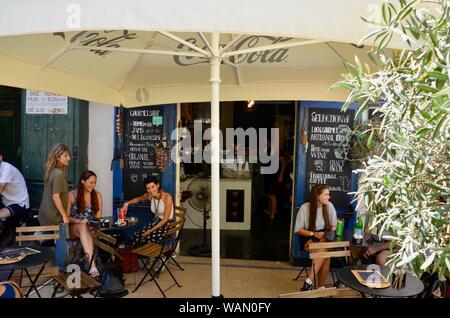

{"left": 294, "top": 184, "right": 337, "bottom": 291}
{"left": 121, "top": 176, "right": 173, "bottom": 247}
{"left": 66, "top": 170, "right": 103, "bottom": 277}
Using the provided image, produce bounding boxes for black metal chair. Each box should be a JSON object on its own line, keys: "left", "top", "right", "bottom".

{"left": 132, "top": 211, "right": 186, "bottom": 297}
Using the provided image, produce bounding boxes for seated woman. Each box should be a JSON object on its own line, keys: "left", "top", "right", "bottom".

{"left": 361, "top": 242, "right": 392, "bottom": 266}
{"left": 294, "top": 184, "right": 337, "bottom": 291}
{"left": 65, "top": 170, "right": 103, "bottom": 277}
{"left": 121, "top": 176, "right": 173, "bottom": 247}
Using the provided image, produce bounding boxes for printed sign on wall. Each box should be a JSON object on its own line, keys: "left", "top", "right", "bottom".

{"left": 25, "top": 90, "right": 68, "bottom": 114}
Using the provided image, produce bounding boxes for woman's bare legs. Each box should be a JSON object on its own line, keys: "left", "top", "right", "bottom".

{"left": 305, "top": 238, "right": 330, "bottom": 287}
{"left": 70, "top": 224, "right": 96, "bottom": 270}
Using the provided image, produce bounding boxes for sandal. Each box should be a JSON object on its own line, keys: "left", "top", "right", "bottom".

{"left": 88, "top": 266, "right": 100, "bottom": 278}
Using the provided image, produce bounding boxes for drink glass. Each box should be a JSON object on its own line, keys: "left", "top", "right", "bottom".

{"left": 116, "top": 208, "right": 124, "bottom": 226}
{"left": 336, "top": 218, "right": 344, "bottom": 237}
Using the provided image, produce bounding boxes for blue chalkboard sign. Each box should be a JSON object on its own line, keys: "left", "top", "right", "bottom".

{"left": 305, "top": 107, "right": 355, "bottom": 209}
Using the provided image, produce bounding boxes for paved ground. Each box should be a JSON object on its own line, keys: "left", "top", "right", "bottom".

{"left": 20, "top": 256, "right": 332, "bottom": 298}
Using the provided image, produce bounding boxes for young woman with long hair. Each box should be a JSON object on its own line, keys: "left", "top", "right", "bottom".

{"left": 65, "top": 170, "right": 103, "bottom": 277}
{"left": 294, "top": 184, "right": 337, "bottom": 291}
{"left": 121, "top": 176, "right": 173, "bottom": 247}
{"left": 38, "top": 143, "right": 71, "bottom": 226}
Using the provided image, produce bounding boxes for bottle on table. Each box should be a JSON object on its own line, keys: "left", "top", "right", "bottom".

{"left": 353, "top": 216, "right": 363, "bottom": 244}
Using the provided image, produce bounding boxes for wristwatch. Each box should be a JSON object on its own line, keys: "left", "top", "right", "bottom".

{"left": 310, "top": 231, "right": 314, "bottom": 237}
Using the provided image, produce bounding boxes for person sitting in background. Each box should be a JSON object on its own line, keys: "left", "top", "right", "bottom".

{"left": 122, "top": 176, "right": 173, "bottom": 247}
{"left": 0, "top": 149, "right": 30, "bottom": 247}
{"left": 359, "top": 241, "right": 392, "bottom": 267}
{"left": 66, "top": 170, "right": 103, "bottom": 277}
{"left": 294, "top": 184, "right": 337, "bottom": 291}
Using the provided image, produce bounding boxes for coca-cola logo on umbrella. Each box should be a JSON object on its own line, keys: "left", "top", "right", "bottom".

{"left": 53, "top": 30, "right": 139, "bottom": 56}
{"left": 174, "top": 36, "right": 291, "bottom": 66}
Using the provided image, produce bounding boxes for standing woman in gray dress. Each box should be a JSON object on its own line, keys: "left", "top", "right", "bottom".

{"left": 38, "top": 143, "right": 71, "bottom": 226}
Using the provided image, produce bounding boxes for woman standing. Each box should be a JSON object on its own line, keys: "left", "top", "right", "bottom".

{"left": 66, "top": 170, "right": 103, "bottom": 277}
{"left": 294, "top": 184, "right": 337, "bottom": 291}
{"left": 38, "top": 144, "right": 71, "bottom": 226}
{"left": 121, "top": 176, "right": 173, "bottom": 247}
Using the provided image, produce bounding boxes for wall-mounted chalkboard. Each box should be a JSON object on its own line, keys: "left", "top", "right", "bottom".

{"left": 305, "top": 107, "right": 355, "bottom": 209}
{"left": 123, "top": 105, "right": 164, "bottom": 199}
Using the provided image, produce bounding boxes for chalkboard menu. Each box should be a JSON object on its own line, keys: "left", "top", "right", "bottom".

{"left": 306, "top": 108, "right": 355, "bottom": 209}
{"left": 123, "top": 106, "right": 164, "bottom": 199}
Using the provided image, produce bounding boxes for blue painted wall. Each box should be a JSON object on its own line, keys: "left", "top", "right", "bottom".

{"left": 112, "top": 104, "right": 177, "bottom": 240}
{"left": 291, "top": 101, "right": 359, "bottom": 264}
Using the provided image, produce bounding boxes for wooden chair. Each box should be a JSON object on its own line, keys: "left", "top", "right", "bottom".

{"left": 166, "top": 206, "right": 186, "bottom": 271}
{"left": 16, "top": 225, "right": 60, "bottom": 246}
{"left": 51, "top": 270, "right": 101, "bottom": 298}
{"left": 93, "top": 229, "right": 122, "bottom": 264}
{"left": 11, "top": 225, "right": 60, "bottom": 296}
{"left": 50, "top": 229, "right": 118, "bottom": 298}
{"left": 279, "top": 287, "right": 361, "bottom": 298}
{"left": 308, "top": 241, "right": 351, "bottom": 288}
{"left": 132, "top": 212, "right": 186, "bottom": 297}
{"left": 280, "top": 241, "right": 354, "bottom": 298}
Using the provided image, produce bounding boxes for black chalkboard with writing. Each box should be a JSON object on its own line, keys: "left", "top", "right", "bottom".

{"left": 123, "top": 106, "right": 164, "bottom": 199}
{"left": 305, "top": 108, "right": 355, "bottom": 209}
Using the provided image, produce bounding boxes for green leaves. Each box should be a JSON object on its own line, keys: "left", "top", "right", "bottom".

{"left": 335, "top": 0, "right": 450, "bottom": 280}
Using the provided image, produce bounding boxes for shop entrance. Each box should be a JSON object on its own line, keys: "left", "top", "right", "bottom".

{"left": 179, "top": 101, "right": 296, "bottom": 261}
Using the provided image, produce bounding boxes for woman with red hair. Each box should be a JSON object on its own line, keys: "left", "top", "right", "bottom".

{"left": 65, "top": 170, "right": 103, "bottom": 277}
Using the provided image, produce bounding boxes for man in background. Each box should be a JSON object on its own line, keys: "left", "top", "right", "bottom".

{"left": 0, "top": 149, "right": 29, "bottom": 247}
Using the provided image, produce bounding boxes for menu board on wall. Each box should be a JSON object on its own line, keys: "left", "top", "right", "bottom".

{"left": 123, "top": 106, "right": 164, "bottom": 199}
{"left": 306, "top": 107, "right": 355, "bottom": 210}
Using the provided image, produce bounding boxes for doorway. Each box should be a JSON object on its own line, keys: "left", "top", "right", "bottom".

{"left": 178, "top": 101, "right": 296, "bottom": 261}
{"left": 0, "top": 86, "right": 21, "bottom": 168}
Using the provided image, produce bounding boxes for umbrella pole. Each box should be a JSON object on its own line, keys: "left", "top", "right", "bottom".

{"left": 210, "top": 32, "right": 222, "bottom": 298}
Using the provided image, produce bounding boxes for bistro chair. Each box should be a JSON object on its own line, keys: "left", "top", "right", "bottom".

{"left": 132, "top": 212, "right": 186, "bottom": 297}
{"left": 12, "top": 225, "right": 60, "bottom": 297}
{"left": 279, "top": 287, "right": 360, "bottom": 298}
{"left": 280, "top": 241, "right": 353, "bottom": 298}
{"left": 51, "top": 230, "right": 119, "bottom": 298}
{"left": 165, "top": 206, "right": 187, "bottom": 271}
{"left": 293, "top": 233, "right": 311, "bottom": 281}
{"left": 309, "top": 241, "right": 351, "bottom": 288}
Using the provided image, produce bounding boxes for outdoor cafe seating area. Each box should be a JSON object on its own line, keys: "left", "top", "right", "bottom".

{"left": 1, "top": 212, "right": 441, "bottom": 298}
{"left": 0, "top": 207, "right": 188, "bottom": 298}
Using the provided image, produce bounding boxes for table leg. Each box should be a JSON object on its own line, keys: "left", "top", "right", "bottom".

{"left": 23, "top": 262, "right": 47, "bottom": 298}
{"left": 352, "top": 248, "right": 367, "bottom": 265}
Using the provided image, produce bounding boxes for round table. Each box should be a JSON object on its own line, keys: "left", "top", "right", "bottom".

{"left": 336, "top": 265, "right": 424, "bottom": 298}
{"left": 0, "top": 246, "right": 54, "bottom": 298}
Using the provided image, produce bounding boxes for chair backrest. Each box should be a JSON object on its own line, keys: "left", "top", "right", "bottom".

{"left": 15, "top": 225, "right": 60, "bottom": 246}
{"left": 160, "top": 208, "right": 186, "bottom": 253}
{"left": 308, "top": 241, "right": 350, "bottom": 262}
{"left": 279, "top": 287, "right": 360, "bottom": 298}
{"left": 94, "top": 230, "right": 122, "bottom": 260}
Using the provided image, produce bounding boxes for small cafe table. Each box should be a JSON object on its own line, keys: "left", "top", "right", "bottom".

{"left": 0, "top": 245, "right": 54, "bottom": 298}
{"left": 336, "top": 265, "right": 424, "bottom": 298}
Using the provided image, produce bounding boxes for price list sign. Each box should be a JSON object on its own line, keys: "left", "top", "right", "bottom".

{"left": 306, "top": 108, "right": 355, "bottom": 209}
{"left": 123, "top": 106, "right": 164, "bottom": 199}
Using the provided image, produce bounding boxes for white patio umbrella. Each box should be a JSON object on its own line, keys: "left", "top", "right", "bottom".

{"left": 0, "top": 0, "right": 404, "bottom": 297}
